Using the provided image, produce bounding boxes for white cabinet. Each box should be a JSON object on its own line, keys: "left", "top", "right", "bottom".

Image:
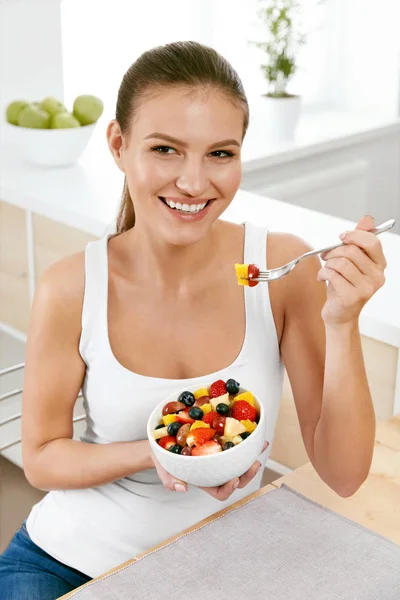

{"left": 241, "top": 125, "right": 400, "bottom": 233}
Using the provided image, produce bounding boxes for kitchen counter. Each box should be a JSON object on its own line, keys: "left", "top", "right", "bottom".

{"left": 1, "top": 117, "right": 400, "bottom": 474}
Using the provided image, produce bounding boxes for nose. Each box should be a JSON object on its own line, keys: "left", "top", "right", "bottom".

{"left": 175, "top": 157, "right": 210, "bottom": 197}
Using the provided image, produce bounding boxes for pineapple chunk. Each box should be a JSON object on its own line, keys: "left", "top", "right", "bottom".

{"left": 193, "top": 387, "right": 209, "bottom": 400}
{"left": 152, "top": 426, "right": 169, "bottom": 440}
{"left": 201, "top": 403, "right": 212, "bottom": 415}
{"left": 233, "top": 391, "right": 256, "bottom": 407}
{"left": 190, "top": 421, "right": 210, "bottom": 431}
{"left": 232, "top": 435, "right": 243, "bottom": 445}
{"left": 224, "top": 417, "right": 246, "bottom": 439}
{"left": 162, "top": 414, "right": 177, "bottom": 426}
{"left": 210, "top": 393, "right": 230, "bottom": 411}
{"left": 240, "top": 419, "right": 257, "bottom": 433}
{"left": 235, "top": 264, "right": 249, "bottom": 286}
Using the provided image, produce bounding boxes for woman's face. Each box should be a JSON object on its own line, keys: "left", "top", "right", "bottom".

{"left": 109, "top": 86, "right": 244, "bottom": 246}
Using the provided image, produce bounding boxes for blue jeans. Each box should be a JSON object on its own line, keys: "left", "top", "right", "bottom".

{"left": 0, "top": 521, "right": 92, "bottom": 599}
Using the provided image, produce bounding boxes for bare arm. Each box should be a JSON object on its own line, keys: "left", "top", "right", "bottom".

{"left": 22, "top": 253, "right": 153, "bottom": 491}
{"left": 276, "top": 234, "right": 375, "bottom": 498}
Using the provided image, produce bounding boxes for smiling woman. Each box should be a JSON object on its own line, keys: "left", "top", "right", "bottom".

{"left": 1, "top": 38, "right": 385, "bottom": 599}
{"left": 106, "top": 40, "right": 249, "bottom": 237}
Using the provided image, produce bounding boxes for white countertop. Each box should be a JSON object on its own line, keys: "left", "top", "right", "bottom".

{"left": 2, "top": 113, "right": 400, "bottom": 471}
{"left": 1, "top": 114, "right": 400, "bottom": 349}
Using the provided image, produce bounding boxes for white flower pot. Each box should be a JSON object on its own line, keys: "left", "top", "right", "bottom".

{"left": 261, "top": 94, "right": 302, "bottom": 142}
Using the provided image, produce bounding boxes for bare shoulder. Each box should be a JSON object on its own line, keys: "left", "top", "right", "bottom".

{"left": 267, "top": 231, "right": 314, "bottom": 269}
{"left": 30, "top": 251, "right": 86, "bottom": 335}
{"left": 267, "top": 231, "right": 325, "bottom": 319}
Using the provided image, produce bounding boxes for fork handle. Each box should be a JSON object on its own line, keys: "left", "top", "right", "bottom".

{"left": 299, "top": 218, "right": 396, "bottom": 261}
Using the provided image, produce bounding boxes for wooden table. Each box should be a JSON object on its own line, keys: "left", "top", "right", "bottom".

{"left": 376, "top": 414, "right": 400, "bottom": 451}
{"left": 59, "top": 415, "right": 400, "bottom": 598}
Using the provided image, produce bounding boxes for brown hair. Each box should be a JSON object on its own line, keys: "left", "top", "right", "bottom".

{"left": 114, "top": 40, "right": 249, "bottom": 233}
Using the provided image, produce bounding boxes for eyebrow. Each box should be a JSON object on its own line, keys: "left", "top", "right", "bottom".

{"left": 144, "top": 132, "right": 241, "bottom": 149}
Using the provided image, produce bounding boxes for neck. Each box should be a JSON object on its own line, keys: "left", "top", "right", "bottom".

{"left": 121, "top": 220, "right": 225, "bottom": 294}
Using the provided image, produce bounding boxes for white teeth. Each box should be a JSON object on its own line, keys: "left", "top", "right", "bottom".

{"left": 163, "top": 197, "right": 209, "bottom": 213}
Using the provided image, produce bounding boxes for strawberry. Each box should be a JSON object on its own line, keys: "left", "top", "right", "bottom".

{"left": 232, "top": 400, "right": 257, "bottom": 422}
{"left": 202, "top": 410, "right": 218, "bottom": 426}
{"left": 186, "top": 428, "right": 216, "bottom": 447}
{"left": 210, "top": 380, "right": 227, "bottom": 398}
{"left": 192, "top": 440, "right": 222, "bottom": 456}
{"left": 175, "top": 410, "right": 195, "bottom": 425}
{"left": 248, "top": 263, "right": 260, "bottom": 288}
{"left": 158, "top": 435, "right": 176, "bottom": 450}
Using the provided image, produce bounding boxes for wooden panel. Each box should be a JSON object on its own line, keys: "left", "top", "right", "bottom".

{"left": 361, "top": 336, "right": 398, "bottom": 421}
{"left": 376, "top": 414, "right": 400, "bottom": 451}
{"left": 0, "top": 201, "right": 30, "bottom": 332}
{"left": 33, "top": 213, "right": 98, "bottom": 281}
{"left": 271, "top": 335, "right": 399, "bottom": 471}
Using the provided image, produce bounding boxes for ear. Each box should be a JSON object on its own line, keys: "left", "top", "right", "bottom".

{"left": 106, "top": 119, "right": 125, "bottom": 173}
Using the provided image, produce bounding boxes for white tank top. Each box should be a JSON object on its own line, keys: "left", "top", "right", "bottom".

{"left": 26, "top": 221, "right": 284, "bottom": 578}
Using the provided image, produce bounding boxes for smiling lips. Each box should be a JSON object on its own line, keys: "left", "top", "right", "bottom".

{"left": 159, "top": 196, "right": 212, "bottom": 214}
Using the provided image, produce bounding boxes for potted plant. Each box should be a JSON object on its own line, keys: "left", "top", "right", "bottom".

{"left": 250, "top": 0, "right": 323, "bottom": 141}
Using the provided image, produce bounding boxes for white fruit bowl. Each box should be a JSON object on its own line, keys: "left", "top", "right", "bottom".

{"left": 147, "top": 382, "right": 266, "bottom": 488}
{"left": 4, "top": 121, "right": 97, "bottom": 167}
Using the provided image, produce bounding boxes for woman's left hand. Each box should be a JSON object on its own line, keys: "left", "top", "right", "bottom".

{"left": 317, "top": 215, "right": 387, "bottom": 326}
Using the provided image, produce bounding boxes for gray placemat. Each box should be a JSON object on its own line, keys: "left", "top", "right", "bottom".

{"left": 64, "top": 484, "right": 400, "bottom": 599}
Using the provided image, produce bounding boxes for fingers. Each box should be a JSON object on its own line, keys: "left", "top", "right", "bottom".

{"left": 200, "top": 477, "right": 240, "bottom": 501}
{"left": 320, "top": 244, "right": 373, "bottom": 276}
{"left": 237, "top": 460, "right": 262, "bottom": 489}
{"left": 337, "top": 228, "right": 386, "bottom": 268}
{"left": 200, "top": 441, "right": 269, "bottom": 500}
{"left": 152, "top": 454, "right": 187, "bottom": 492}
{"left": 261, "top": 440, "right": 270, "bottom": 453}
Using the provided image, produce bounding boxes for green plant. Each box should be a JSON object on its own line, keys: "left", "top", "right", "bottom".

{"left": 250, "top": 0, "right": 323, "bottom": 98}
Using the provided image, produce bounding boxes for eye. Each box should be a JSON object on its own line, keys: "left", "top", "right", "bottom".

{"left": 210, "top": 150, "right": 235, "bottom": 158}
{"left": 151, "top": 145, "right": 176, "bottom": 154}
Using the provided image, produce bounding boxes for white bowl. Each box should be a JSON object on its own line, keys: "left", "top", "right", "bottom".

{"left": 4, "top": 121, "right": 97, "bottom": 167}
{"left": 147, "top": 382, "right": 266, "bottom": 487}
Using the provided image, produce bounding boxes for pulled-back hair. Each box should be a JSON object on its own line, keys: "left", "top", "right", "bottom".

{"left": 114, "top": 40, "right": 249, "bottom": 233}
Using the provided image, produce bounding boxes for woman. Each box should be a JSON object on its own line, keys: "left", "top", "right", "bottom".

{"left": 0, "top": 41, "right": 386, "bottom": 598}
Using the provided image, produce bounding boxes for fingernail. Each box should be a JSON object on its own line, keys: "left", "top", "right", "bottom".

{"left": 255, "top": 463, "right": 262, "bottom": 473}
{"left": 364, "top": 214, "right": 373, "bottom": 218}
{"left": 339, "top": 232, "right": 347, "bottom": 240}
{"left": 173, "top": 483, "right": 186, "bottom": 492}
{"left": 233, "top": 479, "right": 240, "bottom": 489}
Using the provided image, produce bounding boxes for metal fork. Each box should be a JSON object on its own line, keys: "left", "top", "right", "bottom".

{"left": 253, "top": 218, "right": 396, "bottom": 282}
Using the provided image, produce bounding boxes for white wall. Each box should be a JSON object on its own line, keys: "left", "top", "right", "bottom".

{"left": 0, "top": 0, "right": 64, "bottom": 110}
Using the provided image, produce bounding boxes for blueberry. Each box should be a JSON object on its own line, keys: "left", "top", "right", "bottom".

{"left": 188, "top": 406, "right": 204, "bottom": 420}
{"left": 178, "top": 391, "right": 195, "bottom": 407}
{"left": 155, "top": 424, "right": 165, "bottom": 430}
{"left": 223, "top": 441, "right": 235, "bottom": 451}
{"left": 241, "top": 431, "right": 251, "bottom": 440}
{"left": 226, "top": 379, "right": 240, "bottom": 395}
{"left": 169, "top": 444, "right": 182, "bottom": 454}
{"left": 216, "top": 403, "right": 230, "bottom": 416}
{"left": 167, "top": 422, "right": 182, "bottom": 436}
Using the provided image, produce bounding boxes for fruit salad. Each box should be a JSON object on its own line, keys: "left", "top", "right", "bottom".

{"left": 152, "top": 379, "right": 259, "bottom": 456}
{"left": 234, "top": 263, "right": 260, "bottom": 287}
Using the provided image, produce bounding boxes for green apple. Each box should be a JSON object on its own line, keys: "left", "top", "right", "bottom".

{"left": 6, "top": 100, "right": 29, "bottom": 125}
{"left": 50, "top": 111, "right": 81, "bottom": 129}
{"left": 73, "top": 95, "right": 103, "bottom": 126}
{"left": 18, "top": 105, "right": 51, "bottom": 129}
{"left": 40, "top": 96, "right": 66, "bottom": 116}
